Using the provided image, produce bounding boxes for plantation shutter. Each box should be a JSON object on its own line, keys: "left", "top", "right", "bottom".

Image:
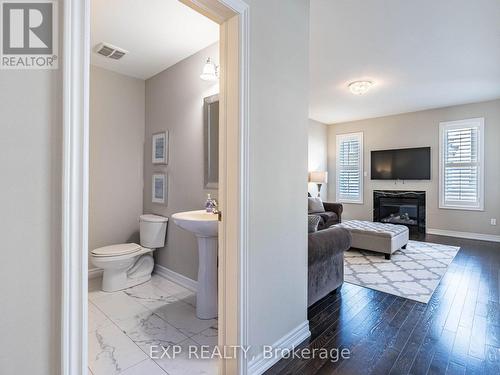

{"left": 336, "top": 133, "right": 363, "bottom": 203}
{"left": 440, "top": 119, "right": 484, "bottom": 210}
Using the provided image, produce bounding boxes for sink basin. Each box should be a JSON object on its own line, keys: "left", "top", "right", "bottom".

{"left": 171, "top": 210, "right": 218, "bottom": 319}
{"left": 171, "top": 210, "right": 218, "bottom": 237}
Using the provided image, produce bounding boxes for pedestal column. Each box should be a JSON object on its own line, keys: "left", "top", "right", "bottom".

{"left": 195, "top": 235, "right": 218, "bottom": 319}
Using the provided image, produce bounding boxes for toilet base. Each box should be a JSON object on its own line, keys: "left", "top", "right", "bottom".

{"left": 101, "top": 253, "right": 155, "bottom": 292}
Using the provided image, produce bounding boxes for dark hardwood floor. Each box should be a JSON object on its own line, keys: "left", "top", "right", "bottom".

{"left": 266, "top": 234, "right": 500, "bottom": 375}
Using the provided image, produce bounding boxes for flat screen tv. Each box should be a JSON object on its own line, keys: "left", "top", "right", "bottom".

{"left": 371, "top": 147, "right": 431, "bottom": 180}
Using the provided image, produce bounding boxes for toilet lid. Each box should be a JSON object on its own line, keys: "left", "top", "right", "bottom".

{"left": 91, "top": 243, "right": 142, "bottom": 257}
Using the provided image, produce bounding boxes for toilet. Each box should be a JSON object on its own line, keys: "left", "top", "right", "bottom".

{"left": 91, "top": 214, "right": 168, "bottom": 292}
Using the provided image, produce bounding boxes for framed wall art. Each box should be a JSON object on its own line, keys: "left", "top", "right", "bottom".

{"left": 152, "top": 173, "right": 167, "bottom": 204}
{"left": 152, "top": 131, "right": 168, "bottom": 164}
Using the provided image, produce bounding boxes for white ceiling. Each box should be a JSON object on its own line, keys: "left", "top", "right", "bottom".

{"left": 310, "top": 0, "right": 500, "bottom": 124}
{"left": 91, "top": 0, "right": 219, "bottom": 79}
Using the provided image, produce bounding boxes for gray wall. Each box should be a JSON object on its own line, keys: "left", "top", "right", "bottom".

{"left": 308, "top": 119, "right": 328, "bottom": 200}
{"left": 246, "top": 0, "right": 310, "bottom": 358}
{"left": 89, "top": 66, "right": 145, "bottom": 260}
{"left": 327, "top": 99, "right": 500, "bottom": 236}
{"left": 144, "top": 43, "right": 219, "bottom": 280}
{"left": 0, "top": 71, "right": 61, "bottom": 373}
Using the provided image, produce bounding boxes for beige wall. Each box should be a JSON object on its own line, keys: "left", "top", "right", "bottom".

{"left": 246, "top": 0, "right": 310, "bottom": 358}
{"left": 144, "top": 43, "right": 219, "bottom": 280}
{"left": 327, "top": 99, "right": 500, "bottom": 236}
{"left": 308, "top": 119, "right": 328, "bottom": 200}
{"left": 89, "top": 66, "right": 145, "bottom": 259}
{"left": 0, "top": 71, "right": 61, "bottom": 373}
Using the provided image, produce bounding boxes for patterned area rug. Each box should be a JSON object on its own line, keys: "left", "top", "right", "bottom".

{"left": 344, "top": 240, "right": 460, "bottom": 303}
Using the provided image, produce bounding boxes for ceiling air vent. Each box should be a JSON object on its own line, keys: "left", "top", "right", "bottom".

{"left": 94, "top": 43, "right": 128, "bottom": 60}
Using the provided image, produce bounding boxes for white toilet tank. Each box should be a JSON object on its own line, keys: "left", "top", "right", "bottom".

{"left": 139, "top": 214, "right": 168, "bottom": 249}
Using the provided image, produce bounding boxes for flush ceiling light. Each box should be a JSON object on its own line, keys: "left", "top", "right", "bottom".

{"left": 348, "top": 80, "right": 374, "bottom": 95}
{"left": 200, "top": 57, "right": 219, "bottom": 81}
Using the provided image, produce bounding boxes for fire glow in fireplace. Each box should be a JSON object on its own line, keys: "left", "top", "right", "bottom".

{"left": 373, "top": 190, "right": 426, "bottom": 233}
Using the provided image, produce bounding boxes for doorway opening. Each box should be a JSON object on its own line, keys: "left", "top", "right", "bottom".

{"left": 61, "top": 0, "right": 249, "bottom": 374}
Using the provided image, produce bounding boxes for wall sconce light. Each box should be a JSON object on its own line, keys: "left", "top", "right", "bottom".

{"left": 200, "top": 57, "right": 219, "bottom": 81}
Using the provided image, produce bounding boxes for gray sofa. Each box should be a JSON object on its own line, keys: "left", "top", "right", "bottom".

{"left": 308, "top": 194, "right": 343, "bottom": 230}
{"left": 308, "top": 225, "right": 352, "bottom": 307}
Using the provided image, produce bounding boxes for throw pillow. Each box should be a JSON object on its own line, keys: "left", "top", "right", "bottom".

{"left": 308, "top": 215, "right": 321, "bottom": 233}
{"left": 308, "top": 197, "right": 325, "bottom": 213}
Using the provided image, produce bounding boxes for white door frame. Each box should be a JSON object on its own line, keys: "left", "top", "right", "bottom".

{"left": 61, "top": 1, "right": 249, "bottom": 374}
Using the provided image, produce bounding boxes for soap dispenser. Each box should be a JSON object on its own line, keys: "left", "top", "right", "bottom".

{"left": 205, "top": 193, "right": 214, "bottom": 213}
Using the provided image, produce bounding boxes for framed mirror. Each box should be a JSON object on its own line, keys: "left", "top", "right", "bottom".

{"left": 204, "top": 94, "right": 219, "bottom": 189}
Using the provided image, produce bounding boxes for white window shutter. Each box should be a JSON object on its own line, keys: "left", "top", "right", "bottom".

{"left": 439, "top": 118, "right": 484, "bottom": 210}
{"left": 336, "top": 132, "right": 363, "bottom": 203}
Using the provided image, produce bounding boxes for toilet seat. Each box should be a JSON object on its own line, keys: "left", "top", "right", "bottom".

{"left": 91, "top": 243, "right": 142, "bottom": 257}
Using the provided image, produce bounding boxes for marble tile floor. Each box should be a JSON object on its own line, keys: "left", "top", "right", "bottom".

{"left": 88, "top": 274, "right": 218, "bottom": 375}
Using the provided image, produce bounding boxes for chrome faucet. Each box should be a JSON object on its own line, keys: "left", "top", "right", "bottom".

{"left": 210, "top": 199, "right": 219, "bottom": 214}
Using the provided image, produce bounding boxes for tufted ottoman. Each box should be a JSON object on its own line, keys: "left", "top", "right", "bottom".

{"left": 335, "top": 220, "right": 409, "bottom": 260}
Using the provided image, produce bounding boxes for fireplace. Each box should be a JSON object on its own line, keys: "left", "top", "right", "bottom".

{"left": 373, "top": 190, "right": 426, "bottom": 233}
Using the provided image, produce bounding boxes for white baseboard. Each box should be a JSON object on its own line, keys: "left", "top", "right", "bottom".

{"left": 88, "top": 268, "right": 103, "bottom": 279}
{"left": 247, "top": 320, "right": 311, "bottom": 375}
{"left": 426, "top": 228, "right": 500, "bottom": 243}
{"left": 154, "top": 264, "right": 198, "bottom": 292}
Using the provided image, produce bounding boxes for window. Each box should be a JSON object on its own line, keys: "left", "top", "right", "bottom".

{"left": 439, "top": 118, "right": 484, "bottom": 210}
{"left": 336, "top": 132, "right": 363, "bottom": 203}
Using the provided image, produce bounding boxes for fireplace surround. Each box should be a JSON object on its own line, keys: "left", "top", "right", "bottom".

{"left": 373, "top": 190, "right": 426, "bottom": 233}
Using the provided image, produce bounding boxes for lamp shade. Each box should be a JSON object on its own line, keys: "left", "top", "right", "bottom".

{"left": 309, "top": 171, "right": 328, "bottom": 184}
{"left": 200, "top": 58, "right": 218, "bottom": 81}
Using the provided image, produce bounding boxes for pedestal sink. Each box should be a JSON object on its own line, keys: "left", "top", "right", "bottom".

{"left": 171, "top": 210, "right": 218, "bottom": 319}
